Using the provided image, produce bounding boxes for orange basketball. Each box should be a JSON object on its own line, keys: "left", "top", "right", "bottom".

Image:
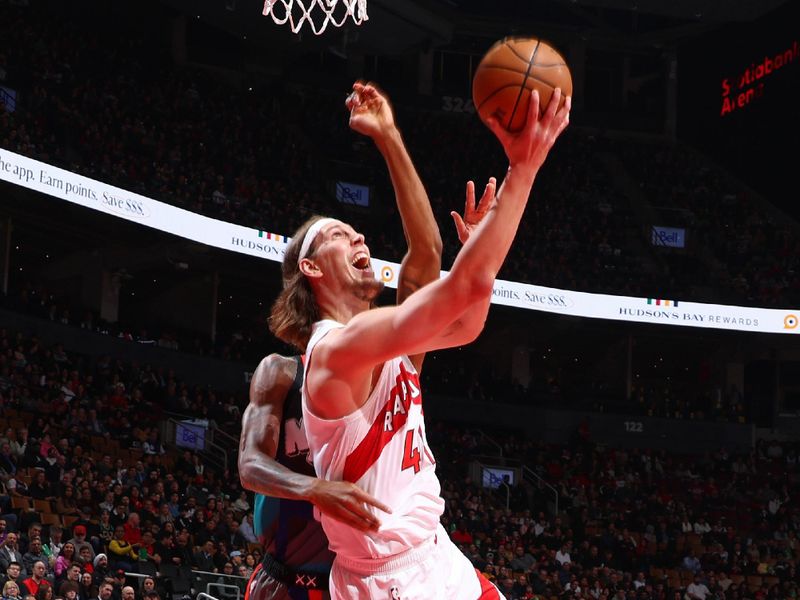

{"left": 472, "top": 36, "right": 572, "bottom": 132}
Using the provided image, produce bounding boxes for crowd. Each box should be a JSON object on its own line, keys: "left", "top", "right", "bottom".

{"left": 0, "top": 317, "right": 795, "bottom": 600}
{"left": 430, "top": 424, "right": 799, "bottom": 599}
{"left": 0, "top": 327, "right": 257, "bottom": 600}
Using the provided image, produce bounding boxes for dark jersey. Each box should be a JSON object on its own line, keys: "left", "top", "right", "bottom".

{"left": 253, "top": 356, "right": 333, "bottom": 571}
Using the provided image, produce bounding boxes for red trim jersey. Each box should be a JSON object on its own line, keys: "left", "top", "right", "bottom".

{"left": 302, "top": 320, "right": 444, "bottom": 561}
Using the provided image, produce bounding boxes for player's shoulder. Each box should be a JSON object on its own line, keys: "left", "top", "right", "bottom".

{"left": 255, "top": 353, "right": 302, "bottom": 382}
{"left": 253, "top": 353, "right": 303, "bottom": 385}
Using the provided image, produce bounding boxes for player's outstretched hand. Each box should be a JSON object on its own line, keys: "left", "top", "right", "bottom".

{"left": 309, "top": 479, "right": 392, "bottom": 532}
{"left": 346, "top": 81, "right": 396, "bottom": 140}
{"left": 486, "top": 88, "right": 570, "bottom": 172}
{"left": 451, "top": 177, "right": 497, "bottom": 244}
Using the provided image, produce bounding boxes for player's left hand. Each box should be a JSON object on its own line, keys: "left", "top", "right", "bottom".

{"left": 451, "top": 177, "right": 497, "bottom": 244}
{"left": 346, "top": 81, "right": 396, "bottom": 139}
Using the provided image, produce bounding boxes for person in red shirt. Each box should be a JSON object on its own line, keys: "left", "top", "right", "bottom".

{"left": 122, "top": 513, "right": 142, "bottom": 547}
{"left": 21, "top": 560, "right": 47, "bottom": 596}
{"left": 451, "top": 520, "right": 474, "bottom": 545}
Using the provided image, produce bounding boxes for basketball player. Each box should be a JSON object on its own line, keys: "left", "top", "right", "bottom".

{"left": 239, "top": 81, "right": 452, "bottom": 600}
{"left": 270, "top": 87, "right": 569, "bottom": 599}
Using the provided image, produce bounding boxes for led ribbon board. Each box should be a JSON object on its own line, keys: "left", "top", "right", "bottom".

{"left": 1, "top": 148, "right": 797, "bottom": 335}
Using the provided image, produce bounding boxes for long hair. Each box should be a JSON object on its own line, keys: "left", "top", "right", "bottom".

{"left": 269, "top": 216, "right": 327, "bottom": 351}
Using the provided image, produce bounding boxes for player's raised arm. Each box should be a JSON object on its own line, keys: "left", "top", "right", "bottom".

{"left": 319, "top": 89, "right": 571, "bottom": 378}
{"left": 238, "top": 354, "right": 391, "bottom": 531}
{"left": 347, "top": 82, "right": 442, "bottom": 371}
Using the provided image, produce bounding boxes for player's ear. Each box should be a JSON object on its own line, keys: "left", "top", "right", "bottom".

{"left": 299, "top": 258, "right": 322, "bottom": 279}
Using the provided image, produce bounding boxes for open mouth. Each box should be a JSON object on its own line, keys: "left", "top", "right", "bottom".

{"left": 351, "top": 252, "right": 371, "bottom": 271}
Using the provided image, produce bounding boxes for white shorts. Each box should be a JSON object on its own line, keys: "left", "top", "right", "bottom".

{"left": 329, "top": 524, "right": 504, "bottom": 600}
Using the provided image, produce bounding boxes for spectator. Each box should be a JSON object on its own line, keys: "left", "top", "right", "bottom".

{"left": 56, "top": 565, "right": 81, "bottom": 596}
{"left": 19, "top": 561, "right": 46, "bottom": 596}
{"left": 238, "top": 514, "right": 256, "bottom": 545}
{"left": 120, "top": 586, "right": 134, "bottom": 600}
{"left": 136, "top": 531, "right": 159, "bottom": 571}
{"left": 0, "top": 563, "right": 22, "bottom": 589}
{"left": 93, "top": 582, "right": 113, "bottom": 600}
{"left": 54, "top": 487, "right": 79, "bottom": 517}
{"left": 139, "top": 578, "right": 157, "bottom": 599}
{"left": 59, "top": 582, "right": 79, "bottom": 600}
{"left": 685, "top": 574, "right": 711, "bottom": 600}
{"left": 241, "top": 554, "right": 256, "bottom": 579}
{"left": 41, "top": 527, "right": 63, "bottom": 565}
{"left": 232, "top": 492, "right": 250, "bottom": 515}
{"left": 170, "top": 532, "right": 193, "bottom": 569}
{"left": 0, "top": 445, "right": 17, "bottom": 478}
{"left": 1, "top": 580, "right": 20, "bottom": 600}
{"left": 121, "top": 515, "right": 141, "bottom": 549}
{"left": 90, "top": 555, "right": 108, "bottom": 588}
{"left": 682, "top": 551, "right": 702, "bottom": 574}
{"left": 33, "top": 582, "right": 52, "bottom": 600}
{"left": 510, "top": 545, "right": 536, "bottom": 572}
{"left": 76, "top": 548, "right": 93, "bottom": 574}
{"left": 192, "top": 541, "right": 216, "bottom": 573}
{"left": 19, "top": 525, "right": 43, "bottom": 557}
{"left": 67, "top": 528, "right": 94, "bottom": 563}
{"left": 26, "top": 472, "right": 52, "bottom": 502}
{"left": 214, "top": 563, "right": 239, "bottom": 600}
{"left": 53, "top": 543, "right": 75, "bottom": 580}
{"left": 21, "top": 540, "right": 47, "bottom": 580}
{"left": 141, "top": 432, "right": 164, "bottom": 457}
{"left": 106, "top": 528, "right": 136, "bottom": 573}
{"left": 79, "top": 571, "right": 95, "bottom": 600}
{"left": 0, "top": 535, "right": 25, "bottom": 578}
{"left": 451, "top": 521, "right": 473, "bottom": 545}
{"left": 555, "top": 542, "right": 572, "bottom": 566}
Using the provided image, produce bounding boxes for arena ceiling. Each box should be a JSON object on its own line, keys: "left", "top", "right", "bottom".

{"left": 159, "top": 0, "right": 794, "bottom": 56}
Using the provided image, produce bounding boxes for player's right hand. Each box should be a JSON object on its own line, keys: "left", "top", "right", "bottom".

{"left": 309, "top": 479, "right": 392, "bottom": 532}
{"left": 486, "top": 88, "right": 570, "bottom": 172}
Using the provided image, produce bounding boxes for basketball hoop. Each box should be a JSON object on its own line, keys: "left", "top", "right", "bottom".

{"left": 262, "top": 0, "right": 368, "bottom": 36}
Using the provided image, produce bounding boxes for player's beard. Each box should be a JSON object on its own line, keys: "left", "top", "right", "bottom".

{"left": 353, "top": 277, "right": 384, "bottom": 303}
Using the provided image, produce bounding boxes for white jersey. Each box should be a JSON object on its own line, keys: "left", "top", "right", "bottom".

{"left": 302, "top": 319, "right": 445, "bottom": 561}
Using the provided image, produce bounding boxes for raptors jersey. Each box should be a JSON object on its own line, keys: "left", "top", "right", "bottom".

{"left": 254, "top": 355, "right": 334, "bottom": 571}
{"left": 302, "top": 320, "right": 445, "bottom": 561}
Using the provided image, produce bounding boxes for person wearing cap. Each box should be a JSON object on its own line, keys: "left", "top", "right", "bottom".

{"left": 66, "top": 527, "right": 94, "bottom": 563}
{"left": 91, "top": 554, "right": 109, "bottom": 587}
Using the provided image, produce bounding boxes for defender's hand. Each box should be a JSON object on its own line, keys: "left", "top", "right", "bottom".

{"left": 309, "top": 479, "right": 392, "bottom": 532}
{"left": 451, "top": 177, "right": 497, "bottom": 244}
{"left": 346, "top": 81, "right": 396, "bottom": 140}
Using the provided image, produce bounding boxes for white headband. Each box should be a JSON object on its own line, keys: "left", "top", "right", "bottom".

{"left": 297, "top": 218, "right": 337, "bottom": 265}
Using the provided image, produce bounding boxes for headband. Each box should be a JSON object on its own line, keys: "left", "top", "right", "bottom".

{"left": 297, "top": 218, "right": 337, "bottom": 265}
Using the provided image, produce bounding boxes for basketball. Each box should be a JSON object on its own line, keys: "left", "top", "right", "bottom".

{"left": 472, "top": 36, "right": 572, "bottom": 132}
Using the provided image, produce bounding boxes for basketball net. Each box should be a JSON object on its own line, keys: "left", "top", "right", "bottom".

{"left": 262, "top": 0, "right": 368, "bottom": 35}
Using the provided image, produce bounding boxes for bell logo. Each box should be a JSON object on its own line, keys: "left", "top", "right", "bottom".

{"left": 784, "top": 314, "right": 798, "bottom": 330}
{"left": 381, "top": 265, "right": 394, "bottom": 283}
